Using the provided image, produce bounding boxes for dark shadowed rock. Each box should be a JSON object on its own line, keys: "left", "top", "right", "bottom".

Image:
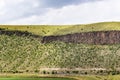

{"left": 42, "top": 31, "right": 120, "bottom": 45}
{"left": 0, "top": 28, "right": 40, "bottom": 38}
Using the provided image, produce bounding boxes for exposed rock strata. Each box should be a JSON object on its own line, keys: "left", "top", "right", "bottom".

{"left": 42, "top": 31, "right": 120, "bottom": 45}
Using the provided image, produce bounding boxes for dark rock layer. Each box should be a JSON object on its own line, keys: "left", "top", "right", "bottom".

{"left": 42, "top": 31, "right": 120, "bottom": 45}
{"left": 0, "top": 28, "right": 40, "bottom": 38}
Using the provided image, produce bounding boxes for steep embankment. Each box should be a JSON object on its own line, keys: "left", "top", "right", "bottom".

{"left": 42, "top": 31, "right": 120, "bottom": 45}
{"left": 0, "top": 29, "right": 120, "bottom": 74}
{"left": 1, "top": 22, "right": 120, "bottom": 75}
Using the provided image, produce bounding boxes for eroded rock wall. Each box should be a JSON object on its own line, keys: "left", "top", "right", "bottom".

{"left": 42, "top": 31, "right": 120, "bottom": 45}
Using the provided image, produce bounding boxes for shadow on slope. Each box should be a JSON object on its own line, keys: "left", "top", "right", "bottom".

{"left": 0, "top": 28, "right": 41, "bottom": 38}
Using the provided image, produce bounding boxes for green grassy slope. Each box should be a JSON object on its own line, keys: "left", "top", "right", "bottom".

{"left": 53, "top": 22, "right": 120, "bottom": 35}
{"left": 0, "top": 25, "right": 68, "bottom": 36}
{"left": 1, "top": 22, "right": 120, "bottom": 74}
{"left": 1, "top": 22, "right": 120, "bottom": 36}
{"left": 74, "top": 75, "right": 120, "bottom": 80}
{"left": 0, "top": 34, "right": 120, "bottom": 72}
{"left": 0, "top": 78, "right": 73, "bottom": 80}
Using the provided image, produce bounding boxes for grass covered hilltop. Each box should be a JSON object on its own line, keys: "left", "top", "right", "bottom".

{"left": 1, "top": 22, "right": 120, "bottom": 36}
{"left": 1, "top": 22, "right": 120, "bottom": 80}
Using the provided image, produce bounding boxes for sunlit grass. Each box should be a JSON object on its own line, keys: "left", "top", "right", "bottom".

{"left": 1, "top": 22, "right": 120, "bottom": 36}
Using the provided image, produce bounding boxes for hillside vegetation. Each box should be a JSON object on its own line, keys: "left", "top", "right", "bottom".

{"left": 0, "top": 34, "right": 120, "bottom": 74}
{"left": 1, "top": 22, "right": 120, "bottom": 36}
{"left": 0, "top": 22, "right": 120, "bottom": 75}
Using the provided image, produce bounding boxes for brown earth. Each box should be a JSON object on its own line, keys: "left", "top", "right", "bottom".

{"left": 42, "top": 31, "right": 120, "bottom": 45}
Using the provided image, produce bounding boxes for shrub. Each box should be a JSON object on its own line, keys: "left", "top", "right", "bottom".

{"left": 72, "top": 71, "right": 79, "bottom": 74}
{"left": 26, "top": 70, "right": 29, "bottom": 72}
{"left": 51, "top": 71, "right": 57, "bottom": 74}
{"left": 85, "top": 72, "right": 88, "bottom": 75}
{"left": 66, "top": 71, "right": 70, "bottom": 74}
{"left": 43, "top": 70, "right": 46, "bottom": 74}
{"left": 34, "top": 69, "right": 39, "bottom": 73}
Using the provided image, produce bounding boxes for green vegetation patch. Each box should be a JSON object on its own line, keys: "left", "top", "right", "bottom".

{"left": 74, "top": 75, "right": 120, "bottom": 80}
{"left": 0, "top": 34, "right": 120, "bottom": 72}
{"left": 1, "top": 22, "right": 120, "bottom": 36}
{"left": 1, "top": 22, "right": 120, "bottom": 75}
{"left": 0, "top": 78, "right": 73, "bottom": 80}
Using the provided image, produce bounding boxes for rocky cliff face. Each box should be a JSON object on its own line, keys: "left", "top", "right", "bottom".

{"left": 42, "top": 31, "right": 120, "bottom": 45}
